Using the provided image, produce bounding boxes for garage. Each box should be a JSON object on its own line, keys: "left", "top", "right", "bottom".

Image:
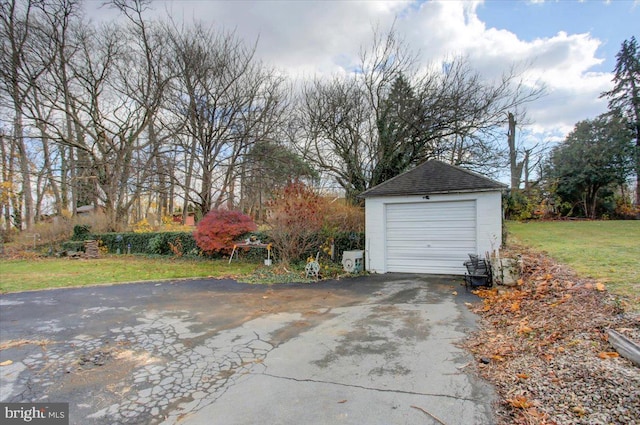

{"left": 386, "top": 200, "right": 477, "bottom": 274}
{"left": 360, "top": 160, "right": 506, "bottom": 275}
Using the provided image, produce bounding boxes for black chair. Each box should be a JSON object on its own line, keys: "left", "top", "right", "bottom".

{"left": 463, "top": 254, "right": 493, "bottom": 289}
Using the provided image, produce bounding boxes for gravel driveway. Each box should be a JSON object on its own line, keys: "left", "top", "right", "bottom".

{"left": 0, "top": 274, "right": 495, "bottom": 424}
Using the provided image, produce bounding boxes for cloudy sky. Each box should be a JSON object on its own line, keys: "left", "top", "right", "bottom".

{"left": 87, "top": 0, "right": 638, "bottom": 148}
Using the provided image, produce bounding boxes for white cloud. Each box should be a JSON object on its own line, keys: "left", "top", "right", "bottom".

{"left": 161, "top": 0, "right": 407, "bottom": 76}
{"left": 84, "top": 0, "right": 614, "bottom": 140}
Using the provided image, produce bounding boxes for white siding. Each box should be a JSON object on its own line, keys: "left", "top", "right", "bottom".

{"left": 365, "top": 191, "right": 502, "bottom": 275}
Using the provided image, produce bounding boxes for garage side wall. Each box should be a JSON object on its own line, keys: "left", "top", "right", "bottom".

{"left": 364, "top": 191, "right": 503, "bottom": 275}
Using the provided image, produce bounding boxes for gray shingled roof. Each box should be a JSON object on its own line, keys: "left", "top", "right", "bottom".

{"left": 359, "top": 160, "right": 507, "bottom": 198}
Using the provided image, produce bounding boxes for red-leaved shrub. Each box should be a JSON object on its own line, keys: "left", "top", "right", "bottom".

{"left": 193, "top": 210, "right": 257, "bottom": 255}
{"left": 266, "top": 181, "right": 324, "bottom": 265}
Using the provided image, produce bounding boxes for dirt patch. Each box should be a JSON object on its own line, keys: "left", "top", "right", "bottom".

{"left": 58, "top": 343, "right": 163, "bottom": 403}
{"left": 144, "top": 285, "right": 365, "bottom": 337}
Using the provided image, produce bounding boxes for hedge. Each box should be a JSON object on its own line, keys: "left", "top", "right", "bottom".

{"left": 96, "top": 232, "right": 201, "bottom": 256}
{"left": 66, "top": 231, "right": 201, "bottom": 257}
{"left": 63, "top": 229, "right": 364, "bottom": 261}
{"left": 61, "top": 240, "right": 86, "bottom": 252}
{"left": 333, "top": 231, "right": 365, "bottom": 257}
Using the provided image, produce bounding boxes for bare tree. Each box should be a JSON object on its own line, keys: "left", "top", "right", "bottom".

{"left": 507, "top": 112, "right": 523, "bottom": 189}
{"left": 22, "top": 0, "right": 171, "bottom": 230}
{"left": 166, "top": 23, "right": 287, "bottom": 217}
{"left": 299, "top": 76, "right": 373, "bottom": 200}
{"left": 298, "top": 27, "right": 544, "bottom": 201}
{"left": 0, "top": 0, "right": 45, "bottom": 229}
{"left": 0, "top": 126, "right": 20, "bottom": 229}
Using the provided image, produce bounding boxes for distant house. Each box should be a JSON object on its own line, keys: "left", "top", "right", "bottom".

{"left": 76, "top": 205, "right": 105, "bottom": 216}
{"left": 360, "top": 160, "right": 506, "bottom": 275}
{"left": 172, "top": 212, "right": 196, "bottom": 226}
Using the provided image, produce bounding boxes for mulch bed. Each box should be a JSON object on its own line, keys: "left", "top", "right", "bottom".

{"left": 464, "top": 248, "right": 640, "bottom": 425}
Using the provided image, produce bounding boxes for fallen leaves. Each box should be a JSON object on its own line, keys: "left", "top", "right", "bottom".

{"left": 463, "top": 247, "right": 637, "bottom": 425}
{"left": 572, "top": 405, "right": 587, "bottom": 417}
{"left": 0, "top": 360, "right": 14, "bottom": 366}
{"left": 516, "top": 319, "right": 534, "bottom": 335}
{"left": 507, "top": 395, "right": 533, "bottom": 409}
{"left": 597, "top": 351, "right": 620, "bottom": 360}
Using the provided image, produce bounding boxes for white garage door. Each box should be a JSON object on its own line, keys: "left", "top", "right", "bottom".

{"left": 385, "top": 200, "right": 476, "bottom": 274}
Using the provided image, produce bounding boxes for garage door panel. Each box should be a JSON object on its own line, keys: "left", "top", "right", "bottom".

{"left": 387, "top": 221, "right": 475, "bottom": 232}
{"left": 387, "top": 245, "right": 476, "bottom": 258}
{"left": 386, "top": 227, "right": 475, "bottom": 239}
{"left": 386, "top": 238, "right": 476, "bottom": 249}
{"left": 387, "top": 241, "right": 474, "bottom": 250}
{"left": 387, "top": 203, "right": 474, "bottom": 216}
{"left": 385, "top": 201, "right": 476, "bottom": 274}
{"left": 386, "top": 259, "right": 466, "bottom": 274}
{"left": 387, "top": 252, "right": 469, "bottom": 274}
{"left": 387, "top": 214, "right": 474, "bottom": 222}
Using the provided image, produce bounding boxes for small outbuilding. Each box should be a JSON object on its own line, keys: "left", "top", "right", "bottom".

{"left": 359, "top": 160, "right": 507, "bottom": 275}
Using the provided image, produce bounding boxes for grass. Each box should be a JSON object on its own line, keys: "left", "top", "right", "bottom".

{"left": 0, "top": 255, "right": 258, "bottom": 293}
{"left": 4, "top": 221, "right": 637, "bottom": 302}
{"left": 506, "top": 220, "right": 640, "bottom": 306}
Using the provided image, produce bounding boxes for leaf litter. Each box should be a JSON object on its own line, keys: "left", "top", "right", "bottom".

{"left": 464, "top": 248, "right": 640, "bottom": 425}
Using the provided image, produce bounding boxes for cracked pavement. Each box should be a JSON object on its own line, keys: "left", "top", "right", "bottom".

{"left": 0, "top": 274, "right": 496, "bottom": 424}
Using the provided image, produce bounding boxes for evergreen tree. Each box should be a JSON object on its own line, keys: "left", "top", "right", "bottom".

{"left": 373, "top": 74, "right": 426, "bottom": 186}
{"left": 601, "top": 36, "right": 640, "bottom": 213}
{"left": 546, "top": 114, "right": 634, "bottom": 218}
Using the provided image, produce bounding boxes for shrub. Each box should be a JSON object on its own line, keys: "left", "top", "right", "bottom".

{"left": 61, "top": 241, "right": 85, "bottom": 252}
{"left": 612, "top": 193, "right": 637, "bottom": 219}
{"left": 93, "top": 231, "right": 200, "bottom": 256}
{"left": 72, "top": 224, "right": 92, "bottom": 241}
{"left": 193, "top": 209, "right": 257, "bottom": 255}
{"left": 132, "top": 218, "right": 155, "bottom": 233}
{"left": 321, "top": 199, "right": 364, "bottom": 233}
{"left": 320, "top": 200, "right": 364, "bottom": 262}
{"left": 266, "top": 181, "right": 325, "bottom": 265}
{"left": 147, "top": 234, "right": 164, "bottom": 254}
{"left": 504, "top": 191, "right": 535, "bottom": 221}
{"left": 333, "top": 231, "right": 365, "bottom": 258}
{"left": 0, "top": 227, "right": 17, "bottom": 244}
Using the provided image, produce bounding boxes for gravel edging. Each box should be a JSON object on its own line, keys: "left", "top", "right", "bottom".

{"left": 464, "top": 249, "right": 640, "bottom": 425}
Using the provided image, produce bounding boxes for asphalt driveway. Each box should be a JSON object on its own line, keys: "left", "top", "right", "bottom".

{"left": 0, "top": 274, "right": 496, "bottom": 424}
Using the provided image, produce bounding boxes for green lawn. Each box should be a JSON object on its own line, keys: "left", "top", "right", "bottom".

{"left": 506, "top": 220, "right": 640, "bottom": 304}
{"left": 0, "top": 256, "right": 258, "bottom": 293}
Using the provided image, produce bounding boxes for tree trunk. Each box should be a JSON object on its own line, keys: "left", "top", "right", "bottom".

{"left": 182, "top": 136, "right": 197, "bottom": 223}
{"left": 0, "top": 131, "right": 13, "bottom": 230}
{"left": 635, "top": 134, "right": 640, "bottom": 220}
{"left": 523, "top": 151, "right": 530, "bottom": 190}
{"left": 14, "top": 111, "right": 34, "bottom": 230}
{"left": 508, "top": 112, "right": 524, "bottom": 190}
